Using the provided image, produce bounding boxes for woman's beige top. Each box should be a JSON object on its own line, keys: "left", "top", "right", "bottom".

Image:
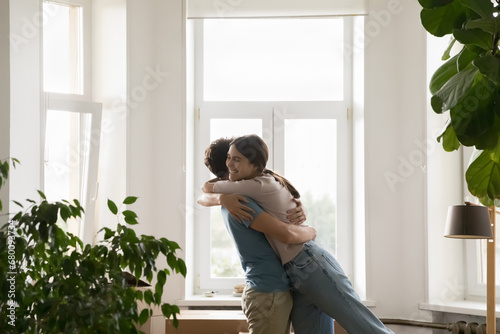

{"left": 213, "top": 174, "right": 304, "bottom": 264}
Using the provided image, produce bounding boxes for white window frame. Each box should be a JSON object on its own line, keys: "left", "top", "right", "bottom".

{"left": 41, "top": 0, "right": 101, "bottom": 245}
{"left": 192, "top": 18, "right": 354, "bottom": 293}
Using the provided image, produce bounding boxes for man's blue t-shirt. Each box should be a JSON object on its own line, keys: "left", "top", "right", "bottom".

{"left": 220, "top": 198, "right": 290, "bottom": 293}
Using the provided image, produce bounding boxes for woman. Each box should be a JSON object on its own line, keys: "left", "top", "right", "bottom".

{"left": 202, "top": 134, "right": 394, "bottom": 334}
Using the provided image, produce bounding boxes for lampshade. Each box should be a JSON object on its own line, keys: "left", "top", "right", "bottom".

{"left": 444, "top": 205, "right": 493, "bottom": 239}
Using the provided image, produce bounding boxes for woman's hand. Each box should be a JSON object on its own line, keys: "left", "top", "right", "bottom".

{"left": 220, "top": 194, "right": 255, "bottom": 223}
{"left": 286, "top": 198, "right": 308, "bottom": 225}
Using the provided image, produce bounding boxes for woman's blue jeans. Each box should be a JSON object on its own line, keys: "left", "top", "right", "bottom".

{"left": 285, "top": 241, "right": 394, "bottom": 334}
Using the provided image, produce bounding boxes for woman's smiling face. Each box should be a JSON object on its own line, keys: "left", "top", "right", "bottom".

{"left": 226, "top": 145, "right": 260, "bottom": 181}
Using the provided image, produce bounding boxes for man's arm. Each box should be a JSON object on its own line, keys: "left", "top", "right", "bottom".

{"left": 250, "top": 212, "right": 316, "bottom": 244}
{"left": 197, "top": 192, "right": 222, "bottom": 207}
{"left": 197, "top": 193, "right": 255, "bottom": 222}
{"left": 201, "top": 181, "right": 216, "bottom": 193}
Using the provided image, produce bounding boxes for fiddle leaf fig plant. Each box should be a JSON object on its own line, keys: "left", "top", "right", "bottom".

{"left": 0, "top": 159, "right": 186, "bottom": 333}
{"left": 419, "top": 0, "right": 500, "bottom": 206}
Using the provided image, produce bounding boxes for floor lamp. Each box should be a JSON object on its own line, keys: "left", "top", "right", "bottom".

{"left": 444, "top": 203, "right": 496, "bottom": 334}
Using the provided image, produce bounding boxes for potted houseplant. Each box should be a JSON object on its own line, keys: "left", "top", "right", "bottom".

{"left": 0, "top": 159, "right": 186, "bottom": 333}
{"left": 419, "top": 0, "right": 500, "bottom": 205}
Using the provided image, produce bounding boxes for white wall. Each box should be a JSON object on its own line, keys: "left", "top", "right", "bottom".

{"left": 361, "top": 0, "right": 431, "bottom": 331}
{"left": 8, "top": 0, "right": 42, "bottom": 208}
{"left": 0, "top": 0, "right": 10, "bottom": 223}
{"left": 126, "top": 0, "right": 186, "bottom": 305}
{"left": 92, "top": 0, "right": 128, "bottom": 234}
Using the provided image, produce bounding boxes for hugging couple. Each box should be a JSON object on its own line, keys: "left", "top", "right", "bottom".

{"left": 198, "top": 134, "right": 392, "bottom": 334}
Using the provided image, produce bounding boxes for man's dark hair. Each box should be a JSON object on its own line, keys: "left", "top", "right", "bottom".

{"left": 204, "top": 137, "right": 233, "bottom": 178}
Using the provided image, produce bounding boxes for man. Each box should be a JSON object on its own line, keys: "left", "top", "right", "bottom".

{"left": 197, "top": 138, "right": 319, "bottom": 334}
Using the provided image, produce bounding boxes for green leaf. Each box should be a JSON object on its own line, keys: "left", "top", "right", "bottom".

{"left": 122, "top": 210, "right": 138, "bottom": 218}
{"left": 139, "top": 308, "right": 149, "bottom": 325}
{"left": 433, "top": 66, "right": 479, "bottom": 112}
{"left": 123, "top": 196, "right": 138, "bottom": 205}
{"left": 62, "top": 257, "right": 73, "bottom": 275}
{"left": 144, "top": 290, "right": 153, "bottom": 304}
{"left": 161, "top": 304, "right": 172, "bottom": 318}
{"left": 177, "top": 259, "right": 187, "bottom": 277}
{"left": 108, "top": 199, "right": 118, "bottom": 215}
{"left": 166, "top": 253, "right": 177, "bottom": 273}
{"left": 474, "top": 53, "right": 500, "bottom": 84}
{"left": 453, "top": 28, "right": 493, "bottom": 51}
{"left": 466, "top": 17, "right": 500, "bottom": 35}
{"left": 431, "top": 96, "right": 445, "bottom": 113}
{"left": 477, "top": 195, "right": 500, "bottom": 207}
{"left": 124, "top": 216, "right": 139, "bottom": 225}
{"left": 103, "top": 227, "right": 114, "bottom": 239}
{"left": 466, "top": 147, "right": 500, "bottom": 201}
{"left": 457, "top": 46, "right": 480, "bottom": 71}
{"left": 157, "top": 269, "right": 167, "bottom": 286}
{"left": 39, "top": 222, "right": 49, "bottom": 241}
{"left": 430, "top": 53, "right": 460, "bottom": 94}
{"left": 441, "top": 37, "right": 457, "bottom": 60}
{"left": 167, "top": 240, "right": 180, "bottom": 252}
{"left": 420, "top": 1, "right": 467, "bottom": 37}
{"left": 59, "top": 205, "right": 70, "bottom": 222}
{"left": 419, "top": 0, "right": 454, "bottom": 9}
{"left": 146, "top": 269, "right": 154, "bottom": 283}
{"left": 0, "top": 162, "right": 8, "bottom": 178}
{"left": 449, "top": 73, "right": 496, "bottom": 146}
{"left": 458, "top": 0, "right": 494, "bottom": 19}
{"left": 37, "top": 190, "right": 47, "bottom": 200}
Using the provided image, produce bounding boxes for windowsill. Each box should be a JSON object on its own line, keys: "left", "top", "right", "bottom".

{"left": 420, "top": 300, "right": 500, "bottom": 317}
{"left": 178, "top": 294, "right": 243, "bottom": 307}
{"left": 178, "top": 294, "right": 377, "bottom": 308}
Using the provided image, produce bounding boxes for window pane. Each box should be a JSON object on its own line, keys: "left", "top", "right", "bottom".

{"left": 204, "top": 19, "right": 344, "bottom": 101}
{"left": 43, "top": 2, "right": 83, "bottom": 94}
{"left": 284, "top": 119, "right": 337, "bottom": 257}
{"left": 209, "top": 119, "right": 262, "bottom": 278}
{"left": 44, "top": 110, "right": 92, "bottom": 237}
{"left": 209, "top": 118, "right": 262, "bottom": 142}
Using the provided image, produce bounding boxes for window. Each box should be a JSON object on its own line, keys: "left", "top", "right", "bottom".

{"left": 465, "top": 209, "right": 500, "bottom": 299}
{"left": 42, "top": 0, "right": 101, "bottom": 245}
{"left": 457, "top": 145, "right": 500, "bottom": 300}
{"left": 192, "top": 18, "right": 353, "bottom": 293}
